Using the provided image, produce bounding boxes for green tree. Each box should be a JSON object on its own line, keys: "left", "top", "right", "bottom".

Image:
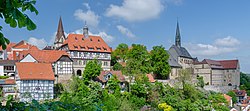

{"left": 0, "top": 0, "right": 38, "bottom": 49}
{"left": 227, "top": 90, "right": 237, "bottom": 104}
{"left": 150, "top": 45, "right": 171, "bottom": 79}
{"left": 125, "top": 44, "right": 152, "bottom": 75}
{"left": 113, "top": 43, "right": 129, "bottom": 62}
{"left": 83, "top": 59, "right": 102, "bottom": 81}
{"left": 113, "top": 62, "right": 123, "bottom": 71}
{"left": 240, "top": 72, "right": 250, "bottom": 95}
{"left": 197, "top": 75, "right": 205, "bottom": 88}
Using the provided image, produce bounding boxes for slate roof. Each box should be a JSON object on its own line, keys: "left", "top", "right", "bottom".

{"left": 16, "top": 62, "right": 55, "bottom": 80}
{"left": 61, "top": 34, "right": 111, "bottom": 53}
{"left": 169, "top": 45, "right": 192, "bottom": 59}
{"left": 167, "top": 50, "right": 181, "bottom": 68}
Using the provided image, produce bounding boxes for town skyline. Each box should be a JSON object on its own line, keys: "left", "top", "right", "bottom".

{"left": 0, "top": 0, "right": 249, "bottom": 73}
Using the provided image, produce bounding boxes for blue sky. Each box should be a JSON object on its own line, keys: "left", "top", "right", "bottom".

{"left": 1, "top": 0, "right": 250, "bottom": 73}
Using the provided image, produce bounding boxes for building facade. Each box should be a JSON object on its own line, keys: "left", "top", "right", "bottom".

{"left": 194, "top": 59, "right": 240, "bottom": 87}
{"left": 55, "top": 18, "right": 111, "bottom": 76}
{"left": 0, "top": 60, "right": 17, "bottom": 77}
{"left": 15, "top": 62, "right": 54, "bottom": 102}
{"left": 18, "top": 50, "right": 73, "bottom": 83}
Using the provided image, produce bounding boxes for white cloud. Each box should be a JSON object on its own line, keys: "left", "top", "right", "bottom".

{"left": 116, "top": 25, "right": 135, "bottom": 38}
{"left": 74, "top": 3, "right": 99, "bottom": 27}
{"left": 167, "top": 0, "right": 183, "bottom": 5}
{"left": 106, "top": 0, "right": 164, "bottom": 22}
{"left": 215, "top": 36, "right": 240, "bottom": 46}
{"left": 71, "top": 29, "right": 114, "bottom": 43}
{"left": 185, "top": 36, "right": 240, "bottom": 57}
{"left": 27, "top": 37, "right": 47, "bottom": 49}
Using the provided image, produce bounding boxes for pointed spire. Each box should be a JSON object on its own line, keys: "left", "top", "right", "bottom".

{"left": 55, "top": 16, "right": 66, "bottom": 43}
{"left": 175, "top": 20, "right": 181, "bottom": 47}
{"left": 83, "top": 21, "right": 89, "bottom": 38}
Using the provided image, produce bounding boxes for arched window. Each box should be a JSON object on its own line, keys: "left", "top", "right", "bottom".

{"left": 77, "top": 70, "right": 82, "bottom": 76}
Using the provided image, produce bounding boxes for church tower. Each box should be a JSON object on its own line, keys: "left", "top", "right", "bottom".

{"left": 54, "top": 17, "right": 66, "bottom": 49}
{"left": 83, "top": 21, "right": 89, "bottom": 38}
{"left": 175, "top": 21, "right": 181, "bottom": 47}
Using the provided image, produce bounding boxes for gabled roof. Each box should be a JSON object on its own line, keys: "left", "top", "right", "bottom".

{"left": 218, "top": 60, "right": 239, "bottom": 69}
{"left": 12, "top": 40, "right": 35, "bottom": 49}
{"left": 0, "top": 43, "right": 16, "bottom": 52}
{"left": 96, "top": 71, "right": 125, "bottom": 83}
{"left": 202, "top": 59, "right": 223, "bottom": 69}
{"left": 197, "top": 59, "right": 239, "bottom": 69}
{"left": 16, "top": 62, "right": 54, "bottom": 80}
{"left": 169, "top": 45, "right": 192, "bottom": 59}
{"left": 61, "top": 34, "right": 111, "bottom": 53}
{"left": 19, "top": 49, "right": 70, "bottom": 63}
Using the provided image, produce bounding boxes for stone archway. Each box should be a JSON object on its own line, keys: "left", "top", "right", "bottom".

{"left": 77, "top": 70, "right": 82, "bottom": 76}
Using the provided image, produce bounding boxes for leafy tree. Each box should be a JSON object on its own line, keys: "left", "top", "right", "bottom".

{"left": 197, "top": 75, "right": 205, "bottom": 88}
{"left": 83, "top": 59, "right": 102, "bottom": 81}
{"left": 107, "top": 75, "right": 121, "bottom": 94}
{"left": 150, "top": 45, "right": 171, "bottom": 79}
{"left": 125, "top": 44, "right": 152, "bottom": 75}
{"left": 227, "top": 90, "right": 237, "bottom": 104}
{"left": 0, "top": 0, "right": 38, "bottom": 49}
{"left": 113, "top": 62, "right": 123, "bottom": 71}
{"left": 240, "top": 72, "right": 250, "bottom": 95}
{"left": 113, "top": 43, "right": 129, "bottom": 62}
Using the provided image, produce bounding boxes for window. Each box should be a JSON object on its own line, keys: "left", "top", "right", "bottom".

{"left": 73, "top": 52, "right": 78, "bottom": 57}
{"left": 89, "top": 48, "right": 94, "bottom": 50}
{"left": 97, "top": 48, "right": 101, "bottom": 50}
{"left": 104, "top": 53, "right": 108, "bottom": 58}
{"left": 4, "top": 66, "right": 14, "bottom": 71}
{"left": 104, "top": 61, "right": 108, "bottom": 66}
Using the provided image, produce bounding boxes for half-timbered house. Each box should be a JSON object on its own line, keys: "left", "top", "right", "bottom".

{"left": 15, "top": 62, "right": 54, "bottom": 102}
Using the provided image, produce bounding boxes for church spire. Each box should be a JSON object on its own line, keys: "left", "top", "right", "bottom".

{"left": 55, "top": 16, "right": 66, "bottom": 43}
{"left": 83, "top": 21, "right": 89, "bottom": 38}
{"left": 175, "top": 21, "right": 181, "bottom": 47}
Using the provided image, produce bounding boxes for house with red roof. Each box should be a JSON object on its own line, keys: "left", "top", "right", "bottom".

{"left": 15, "top": 62, "right": 54, "bottom": 102}
{"left": 18, "top": 49, "right": 73, "bottom": 83}
{"left": 96, "top": 71, "right": 126, "bottom": 89}
{"left": 53, "top": 18, "right": 111, "bottom": 76}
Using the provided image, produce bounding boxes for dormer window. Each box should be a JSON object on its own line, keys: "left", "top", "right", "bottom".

{"left": 74, "top": 45, "right": 78, "bottom": 49}
{"left": 97, "top": 48, "right": 101, "bottom": 50}
{"left": 98, "top": 39, "right": 100, "bottom": 43}
{"left": 75, "top": 37, "right": 77, "bottom": 40}
{"left": 89, "top": 48, "right": 94, "bottom": 50}
{"left": 80, "top": 46, "right": 85, "bottom": 50}
{"left": 90, "top": 38, "right": 92, "bottom": 41}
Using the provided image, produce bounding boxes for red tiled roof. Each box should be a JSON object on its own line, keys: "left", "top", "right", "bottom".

{"left": 233, "top": 90, "right": 246, "bottom": 97}
{"left": 218, "top": 60, "right": 238, "bottom": 69}
{"left": 0, "top": 43, "right": 16, "bottom": 52}
{"left": 97, "top": 71, "right": 125, "bottom": 82}
{"left": 146, "top": 74, "right": 156, "bottom": 83}
{"left": 5, "top": 79, "right": 16, "bottom": 84}
{"left": 62, "top": 34, "right": 111, "bottom": 53}
{"left": 16, "top": 62, "right": 55, "bottom": 80}
{"left": 198, "top": 59, "right": 239, "bottom": 69}
{"left": 12, "top": 40, "right": 33, "bottom": 49}
{"left": 223, "top": 94, "right": 232, "bottom": 105}
{"left": 19, "top": 49, "right": 69, "bottom": 63}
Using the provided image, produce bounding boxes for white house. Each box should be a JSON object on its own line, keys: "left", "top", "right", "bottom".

{"left": 15, "top": 62, "right": 54, "bottom": 102}
{"left": 18, "top": 50, "right": 73, "bottom": 83}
